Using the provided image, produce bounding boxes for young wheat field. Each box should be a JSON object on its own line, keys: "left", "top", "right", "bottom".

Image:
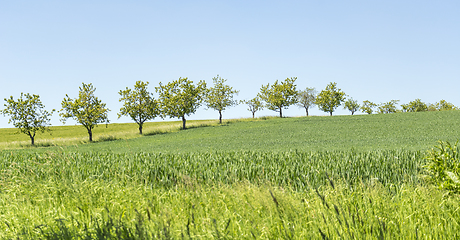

{"left": 1, "top": 111, "right": 460, "bottom": 239}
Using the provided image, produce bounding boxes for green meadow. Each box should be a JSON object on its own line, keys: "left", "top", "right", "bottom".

{"left": 1, "top": 111, "right": 460, "bottom": 239}
{"left": 0, "top": 119, "right": 218, "bottom": 150}
{"left": 2, "top": 110, "right": 460, "bottom": 153}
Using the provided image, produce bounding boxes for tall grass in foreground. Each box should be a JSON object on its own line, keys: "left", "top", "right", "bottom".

{"left": 1, "top": 181, "right": 459, "bottom": 239}
{"left": 1, "top": 150, "right": 458, "bottom": 238}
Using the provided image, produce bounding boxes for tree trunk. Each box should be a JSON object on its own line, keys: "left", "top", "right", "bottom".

{"left": 182, "top": 116, "right": 186, "bottom": 129}
{"left": 330, "top": 111, "right": 333, "bottom": 116}
{"left": 351, "top": 111, "right": 355, "bottom": 115}
{"left": 88, "top": 129, "right": 93, "bottom": 142}
{"left": 252, "top": 112, "right": 255, "bottom": 118}
{"left": 139, "top": 124, "right": 143, "bottom": 134}
{"left": 28, "top": 131, "right": 36, "bottom": 145}
{"left": 219, "top": 111, "right": 222, "bottom": 124}
{"left": 279, "top": 107, "right": 283, "bottom": 118}
{"left": 306, "top": 108, "right": 309, "bottom": 116}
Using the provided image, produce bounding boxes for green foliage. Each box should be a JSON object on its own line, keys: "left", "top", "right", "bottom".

{"left": 433, "top": 100, "right": 458, "bottom": 111}
{"left": 360, "top": 100, "right": 377, "bottom": 114}
{"left": 378, "top": 100, "right": 400, "bottom": 114}
{"left": 258, "top": 77, "right": 298, "bottom": 117}
{"left": 118, "top": 81, "right": 159, "bottom": 134}
{"left": 315, "top": 82, "right": 346, "bottom": 116}
{"left": 401, "top": 98, "right": 428, "bottom": 112}
{"left": 427, "top": 100, "right": 458, "bottom": 111}
{"left": 343, "top": 97, "right": 359, "bottom": 115}
{"left": 155, "top": 77, "right": 207, "bottom": 129}
{"left": 297, "top": 87, "right": 316, "bottom": 116}
{"left": 204, "top": 75, "right": 239, "bottom": 123}
{"left": 427, "top": 103, "right": 437, "bottom": 111}
{"left": 242, "top": 96, "right": 264, "bottom": 118}
{"left": 0, "top": 93, "right": 54, "bottom": 145}
{"left": 425, "top": 141, "right": 460, "bottom": 194}
{"left": 60, "top": 83, "right": 110, "bottom": 142}
{"left": 1, "top": 150, "right": 460, "bottom": 239}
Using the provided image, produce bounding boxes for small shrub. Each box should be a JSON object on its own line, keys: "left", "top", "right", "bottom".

{"left": 425, "top": 140, "right": 460, "bottom": 194}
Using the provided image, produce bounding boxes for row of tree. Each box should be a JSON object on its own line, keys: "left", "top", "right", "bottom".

{"left": 1, "top": 76, "right": 458, "bottom": 145}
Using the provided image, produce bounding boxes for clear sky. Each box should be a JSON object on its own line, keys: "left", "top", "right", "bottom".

{"left": 1, "top": 1, "right": 459, "bottom": 128}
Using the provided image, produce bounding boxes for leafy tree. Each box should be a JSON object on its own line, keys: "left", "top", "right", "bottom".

{"left": 427, "top": 103, "right": 437, "bottom": 111}
{"left": 155, "top": 77, "right": 206, "bottom": 129}
{"left": 401, "top": 99, "right": 427, "bottom": 112}
{"left": 427, "top": 100, "right": 459, "bottom": 111}
{"left": 343, "top": 98, "right": 360, "bottom": 115}
{"left": 378, "top": 100, "right": 400, "bottom": 114}
{"left": 0, "top": 93, "right": 54, "bottom": 145}
{"left": 60, "top": 83, "right": 110, "bottom": 142}
{"left": 118, "top": 81, "right": 159, "bottom": 134}
{"left": 297, "top": 87, "right": 316, "bottom": 116}
{"left": 242, "top": 97, "right": 264, "bottom": 118}
{"left": 315, "top": 82, "right": 346, "bottom": 116}
{"left": 258, "top": 77, "right": 298, "bottom": 118}
{"left": 360, "top": 100, "right": 377, "bottom": 114}
{"left": 434, "top": 100, "right": 458, "bottom": 111}
{"left": 204, "top": 75, "right": 239, "bottom": 124}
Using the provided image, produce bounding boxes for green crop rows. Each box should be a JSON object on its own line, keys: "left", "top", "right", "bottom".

{"left": 0, "top": 150, "right": 423, "bottom": 191}
{"left": 1, "top": 111, "right": 460, "bottom": 239}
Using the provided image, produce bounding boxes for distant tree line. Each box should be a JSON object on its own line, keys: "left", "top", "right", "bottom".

{"left": 1, "top": 77, "right": 458, "bottom": 145}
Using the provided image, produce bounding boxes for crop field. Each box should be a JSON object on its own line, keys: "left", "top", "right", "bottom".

{"left": 1, "top": 111, "right": 460, "bottom": 239}
{"left": 3, "top": 110, "right": 460, "bottom": 153}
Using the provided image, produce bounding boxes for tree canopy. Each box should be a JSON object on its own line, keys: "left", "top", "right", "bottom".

{"left": 401, "top": 99, "right": 427, "bottom": 112}
{"left": 155, "top": 77, "right": 206, "bottom": 129}
{"left": 60, "top": 83, "right": 110, "bottom": 142}
{"left": 428, "top": 100, "right": 459, "bottom": 111}
{"left": 315, "top": 82, "right": 346, "bottom": 116}
{"left": 360, "top": 100, "right": 377, "bottom": 114}
{"left": 258, "top": 77, "right": 298, "bottom": 118}
{"left": 297, "top": 87, "right": 316, "bottom": 116}
{"left": 118, "top": 81, "right": 159, "bottom": 134}
{"left": 204, "top": 75, "right": 239, "bottom": 123}
{"left": 343, "top": 98, "right": 360, "bottom": 115}
{"left": 242, "top": 97, "right": 264, "bottom": 118}
{"left": 1, "top": 93, "right": 54, "bottom": 145}
{"left": 378, "top": 100, "right": 400, "bottom": 114}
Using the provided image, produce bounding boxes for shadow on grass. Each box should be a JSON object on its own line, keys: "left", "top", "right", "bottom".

{"left": 95, "top": 135, "right": 120, "bottom": 143}
{"left": 184, "top": 123, "right": 216, "bottom": 130}
{"left": 259, "top": 116, "right": 279, "bottom": 121}
{"left": 19, "top": 142, "right": 56, "bottom": 148}
{"left": 144, "top": 129, "right": 171, "bottom": 136}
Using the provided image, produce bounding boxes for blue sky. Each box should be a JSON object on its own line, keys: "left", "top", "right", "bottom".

{"left": 1, "top": 1, "right": 459, "bottom": 128}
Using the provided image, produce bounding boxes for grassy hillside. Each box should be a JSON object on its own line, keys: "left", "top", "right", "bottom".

{"left": 1, "top": 111, "right": 460, "bottom": 239}
{"left": 5, "top": 110, "right": 460, "bottom": 153}
{"left": 0, "top": 119, "right": 218, "bottom": 150}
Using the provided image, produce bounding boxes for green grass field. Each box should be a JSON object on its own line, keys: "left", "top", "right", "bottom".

{"left": 3, "top": 110, "right": 460, "bottom": 153}
{"left": 1, "top": 111, "right": 460, "bottom": 239}
{"left": 0, "top": 119, "right": 219, "bottom": 150}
